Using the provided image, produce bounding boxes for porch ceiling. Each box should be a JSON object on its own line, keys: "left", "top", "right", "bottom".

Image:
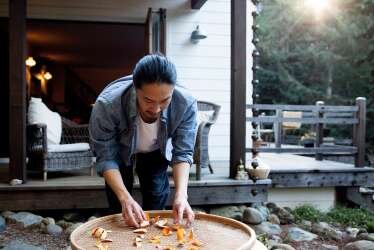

{"left": 1, "top": 0, "right": 192, "bottom": 23}
{"left": 27, "top": 20, "right": 145, "bottom": 68}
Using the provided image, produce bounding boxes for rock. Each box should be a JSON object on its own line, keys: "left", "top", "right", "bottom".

{"left": 237, "top": 205, "right": 248, "bottom": 214}
{"left": 283, "top": 207, "right": 292, "bottom": 213}
{"left": 368, "top": 234, "right": 374, "bottom": 242}
{"left": 357, "top": 233, "right": 370, "bottom": 240}
{"left": 1, "top": 211, "right": 15, "bottom": 220}
{"left": 321, "top": 244, "right": 339, "bottom": 250}
{"left": 275, "top": 207, "right": 294, "bottom": 225}
{"left": 312, "top": 222, "right": 328, "bottom": 234}
{"left": 312, "top": 222, "right": 343, "bottom": 241}
{"left": 268, "top": 235, "right": 282, "bottom": 247}
{"left": 253, "top": 222, "right": 282, "bottom": 236}
{"left": 271, "top": 243, "right": 296, "bottom": 250}
{"left": 88, "top": 216, "right": 97, "bottom": 221}
{"left": 242, "top": 207, "right": 264, "bottom": 225}
{"left": 210, "top": 206, "right": 243, "bottom": 221}
{"left": 342, "top": 240, "right": 374, "bottom": 250}
{"left": 63, "top": 212, "right": 82, "bottom": 222}
{"left": 57, "top": 220, "right": 74, "bottom": 229}
{"left": 42, "top": 217, "right": 55, "bottom": 226}
{"left": 65, "top": 222, "right": 84, "bottom": 236}
{"left": 346, "top": 227, "right": 360, "bottom": 238}
{"left": 251, "top": 204, "right": 269, "bottom": 221}
{"left": 1, "top": 240, "right": 45, "bottom": 250}
{"left": 357, "top": 233, "right": 374, "bottom": 242}
{"left": 266, "top": 202, "right": 278, "bottom": 213}
{"left": 268, "top": 214, "right": 280, "bottom": 225}
{"left": 44, "top": 224, "right": 63, "bottom": 236}
{"left": 287, "top": 227, "right": 318, "bottom": 242}
{"left": 7, "top": 212, "right": 43, "bottom": 229}
{"left": 300, "top": 220, "right": 312, "bottom": 231}
{"left": 0, "top": 215, "right": 6, "bottom": 232}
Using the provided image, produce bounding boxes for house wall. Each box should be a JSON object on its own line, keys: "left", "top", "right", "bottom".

{"left": 0, "top": 0, "right": 255, "bottom": 161}
{"left": 268, "top": 187, "right": 336, "bottom": 212}
{"left": 168, "top": 0, "right": 255, "bottom": 161}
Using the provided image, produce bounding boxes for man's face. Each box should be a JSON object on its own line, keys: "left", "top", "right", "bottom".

{"left": 136, "top": 82, "right": 174, "bottom": 123}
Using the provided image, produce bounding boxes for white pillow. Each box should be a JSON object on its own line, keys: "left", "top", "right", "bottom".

{"left": 28, "top": 97, "right": 62, "bottom": 145}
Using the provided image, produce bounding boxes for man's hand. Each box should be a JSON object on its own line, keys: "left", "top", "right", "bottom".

{"left": 121, "top": 197, "right": 146, "bottom": 228}
{"left": 173, "top": 194, "right": 194, "bottom": 226}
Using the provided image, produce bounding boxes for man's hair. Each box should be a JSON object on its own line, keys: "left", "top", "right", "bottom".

{"left": 132, "top": 54, "right": 177, "bottom": 89}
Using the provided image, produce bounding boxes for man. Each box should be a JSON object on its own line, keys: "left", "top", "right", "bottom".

{"left": 89, "top": 54, "right": 197, "bottom": 228}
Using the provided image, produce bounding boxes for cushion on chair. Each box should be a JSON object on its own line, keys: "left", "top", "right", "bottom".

{"left": 47, "top": 143, "right": 90, "bottom": 153}
{"left": 28, "top": 97, "right": 62, "bottom": 145}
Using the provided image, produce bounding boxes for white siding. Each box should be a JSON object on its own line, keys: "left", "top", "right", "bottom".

{"left": 168, "top": 0, "right": 255, "bottom": 161}
{"left": 0, "top": 0, "right": 255, "bottom": 161}
{"left": 268, "top": 187, "right": 336, "bottom": 212}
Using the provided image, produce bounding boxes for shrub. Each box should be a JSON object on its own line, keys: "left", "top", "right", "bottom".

{"left": 326, "top": 207, "right": 374, "bottom": 230}
{"left": 292, "top": 204, "right": 326, "bottom": 223}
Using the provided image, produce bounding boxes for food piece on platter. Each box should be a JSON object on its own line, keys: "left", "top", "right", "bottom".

{"left": 155, "top": 218, "right": 168, "bottom": 228}
{"left": 133, "top": 228, "right": 147, "bottom": 234}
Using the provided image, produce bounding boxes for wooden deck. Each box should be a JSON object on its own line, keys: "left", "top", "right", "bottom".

{"left": 0, "top": 153, "right": 373, "bottom": 211}
{"left": 0, "top": 159, "right": 270, "bottom": 211}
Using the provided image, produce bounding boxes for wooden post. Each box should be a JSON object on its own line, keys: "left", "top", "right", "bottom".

{"left": 159, "top": 8, "right": 167, "bottom": 55}
{"left": 274, "top": 110, "right": 282, "bottom": 148}
{"left": 230, "top": 0, "right": 246, "bottom": 178}
{"left": 9, "top": 0, "right": 27, "bottom": 182}
{"left": 353, "top": 97, "right": 366, "bottom": 167}
{"left": 315, "top": 101, "right": 324, "bottom": 161}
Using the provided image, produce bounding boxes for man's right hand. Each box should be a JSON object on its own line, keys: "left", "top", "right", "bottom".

{"left": 121, "top": 197, "right": 146, "bottom": 228}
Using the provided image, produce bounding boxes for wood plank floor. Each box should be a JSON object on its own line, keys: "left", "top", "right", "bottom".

{"left": 1, "top": 154, "right": 373, "bottom": 210}
{"left": 0, "top": 153, "right": 371, "bottom": 188}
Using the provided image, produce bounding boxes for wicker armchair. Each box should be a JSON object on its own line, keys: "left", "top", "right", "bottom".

{"left": 193, "top": 101, "right": 221, "bottom": 180}
{"left": 27, "top": 117, "right": 94, "bottom": 181}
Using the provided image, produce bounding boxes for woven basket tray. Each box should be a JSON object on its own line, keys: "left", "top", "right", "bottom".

{"left": 70, "top": 210, "right": 266, "bottom": 250}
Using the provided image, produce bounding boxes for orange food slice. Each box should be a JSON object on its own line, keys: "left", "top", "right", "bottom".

{"left": 176, "top": 228, "right": 185, "bottom": 242}
{"left": 188, "top": 229, "right": 194, "bottom": 241}
{"left": 145, "top": 212, "right": 150, "bottom": 221}
{"left": 162, "top": 227, "right": 173, "bottom": 236}
{"left": 188, "top": 246, "right": 200, "bottom": 250}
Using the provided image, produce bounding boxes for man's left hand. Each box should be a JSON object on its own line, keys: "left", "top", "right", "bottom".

{"left": 172, "top": 195, "right": 194, "bottom": 226}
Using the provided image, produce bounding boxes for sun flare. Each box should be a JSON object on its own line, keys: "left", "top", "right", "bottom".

{"left": 304, "top": 0, "right": 332, "bottom": 19}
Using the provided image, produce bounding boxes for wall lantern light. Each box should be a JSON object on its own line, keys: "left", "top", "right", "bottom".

{"left": 190, "top": 25, "right": 207, "bottom": 44}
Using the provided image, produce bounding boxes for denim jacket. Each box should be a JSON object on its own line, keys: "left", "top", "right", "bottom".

{"left": 89, "top": 75, "right": 198, "bottom": 175}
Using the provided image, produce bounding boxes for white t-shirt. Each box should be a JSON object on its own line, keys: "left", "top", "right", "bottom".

{"left": 135, "top": 114, "right": 160, "bottom": 153}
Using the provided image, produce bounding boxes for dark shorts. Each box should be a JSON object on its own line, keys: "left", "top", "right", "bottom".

{"left": 105, "top": 149, "right": 170, "bottom": 213}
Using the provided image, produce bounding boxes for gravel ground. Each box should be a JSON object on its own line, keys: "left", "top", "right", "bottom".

{"left": 0, "top": 223, "right": 70, "bottom": 250}
{"left": 0, "top": 223, "right": 348, "bottom": 250}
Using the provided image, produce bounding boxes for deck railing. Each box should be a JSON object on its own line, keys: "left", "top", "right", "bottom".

{"left": 246, "top": 97, "right": 366, "bottom": 167}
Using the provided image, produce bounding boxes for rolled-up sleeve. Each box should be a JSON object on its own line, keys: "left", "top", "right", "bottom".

{"left": 89, "top": 98, "right": 120, "bottom": 176}
{"left": 171, "top": 100, "right": 198, "bottom": 166}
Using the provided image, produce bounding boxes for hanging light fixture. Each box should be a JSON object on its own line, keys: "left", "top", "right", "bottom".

{"left": 25, "top": 56, "right": 36, "bottom": 67}
{"left": 43, "top": 72, "right": 53, "bottom": 80}
{"left": 190, "top": 25, "right": 207, "bottom": 44}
